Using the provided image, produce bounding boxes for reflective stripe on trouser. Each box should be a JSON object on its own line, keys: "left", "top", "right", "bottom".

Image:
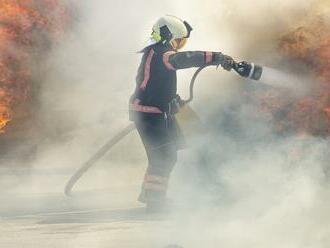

{"left": 135, "top": 115, "right": 179, "bottom": 203}
{"left": 139, "top": 141, "right": 177, "bottom": 203}
{"left": 143, "top": 174, "right": 169, "bottom": 192}
{"left": 139, "top": 173, "right": 169, "bottom": 204}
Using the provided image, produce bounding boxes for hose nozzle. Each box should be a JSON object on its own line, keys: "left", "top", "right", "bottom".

{"left": 233, "top": 61, "right": 263, "bottom": 81}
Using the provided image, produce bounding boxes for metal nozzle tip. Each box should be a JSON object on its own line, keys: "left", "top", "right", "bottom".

{"left": 250, "top": 65, "right": 263, "bottom": 80}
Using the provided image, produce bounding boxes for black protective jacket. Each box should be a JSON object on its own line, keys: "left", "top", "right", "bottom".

{"left": 129, "top": 42, "right": 220, "bottom": 119}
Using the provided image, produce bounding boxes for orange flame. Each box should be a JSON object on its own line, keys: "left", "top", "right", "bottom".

{"left": 251, "top": 14, "right": 330, "bottom": 137}
{"left": 0, "top": 0, "right": 69, "bottom": 133}
{"left": 325, "top": 107, "right": 330, "bottom": 117}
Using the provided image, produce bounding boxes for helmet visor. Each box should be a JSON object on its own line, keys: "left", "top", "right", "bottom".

{"left": 171, "top": 38, "right": 188, "bottom": 50}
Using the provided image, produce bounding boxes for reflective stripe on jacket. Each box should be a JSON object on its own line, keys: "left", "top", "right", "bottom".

{"left": 130, "top": 42, "right": 219, "bottom": 116}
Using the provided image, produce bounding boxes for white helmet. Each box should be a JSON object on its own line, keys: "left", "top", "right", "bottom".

{"left": 149, "top": 15, "right": 192, "bottom": 47}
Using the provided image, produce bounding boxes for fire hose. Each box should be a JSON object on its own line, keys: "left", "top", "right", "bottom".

{"left": 64, "top": 61, "right": 263, "bottom": 196}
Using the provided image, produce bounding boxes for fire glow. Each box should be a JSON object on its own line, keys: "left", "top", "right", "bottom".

{"left": 253, "top": 16, "right": 330, "bottom": 137}
{"left": 0, "top": 0, "right": 69, "bottom": 133}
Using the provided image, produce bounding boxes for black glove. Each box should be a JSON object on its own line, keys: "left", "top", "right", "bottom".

{"left": 168, "top": 95, "right": 185, "bottom": 115}
{"left": 213, "top": 53, "right": 235, "bottom": 71}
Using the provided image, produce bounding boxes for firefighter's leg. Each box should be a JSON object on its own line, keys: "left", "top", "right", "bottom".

{"left": 141, "top": 142, "right": 177, "bottom": 204}
{"left": 135, "top": 118, "right": 177, "bottom": 207}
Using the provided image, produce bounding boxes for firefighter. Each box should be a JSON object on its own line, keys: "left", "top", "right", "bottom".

{"left": 129, "top": 15, "right": 235, "bottom": 212}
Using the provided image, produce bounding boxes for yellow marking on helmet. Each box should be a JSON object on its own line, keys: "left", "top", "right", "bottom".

{"left": 152, "top": 31, "right": 162, "bottom": 42}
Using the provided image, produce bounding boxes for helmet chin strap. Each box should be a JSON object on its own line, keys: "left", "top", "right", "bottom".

{"left": 170, "top": 39, "right": 178, "bottom": 50}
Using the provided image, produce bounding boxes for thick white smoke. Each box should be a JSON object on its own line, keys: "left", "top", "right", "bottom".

{"left": 1, "top": 0, "right": 329, "bottom": 248}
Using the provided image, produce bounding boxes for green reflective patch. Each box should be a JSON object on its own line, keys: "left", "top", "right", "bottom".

{"left": 152, "top": 31, "right": 162, "bottom": 42}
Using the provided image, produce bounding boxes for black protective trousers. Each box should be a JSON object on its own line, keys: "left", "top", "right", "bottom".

{"left": 134, "top": 113, "right": 184, "bottom": 203}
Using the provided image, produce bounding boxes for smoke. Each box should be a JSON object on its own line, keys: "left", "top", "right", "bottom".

{"left": 1, "top": 0, "right": 330, "bottom": 248}
{"left": 259, "top": 67, "right": 312, "bottom": 94}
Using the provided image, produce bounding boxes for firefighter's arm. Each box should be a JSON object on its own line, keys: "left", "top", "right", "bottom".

{"left": 163, "top": 51, "right": 235, "bottom": 71}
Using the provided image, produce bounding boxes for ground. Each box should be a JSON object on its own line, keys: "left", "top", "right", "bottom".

{"left": 0, "top": 165, "right": 190, "bottom": 248}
